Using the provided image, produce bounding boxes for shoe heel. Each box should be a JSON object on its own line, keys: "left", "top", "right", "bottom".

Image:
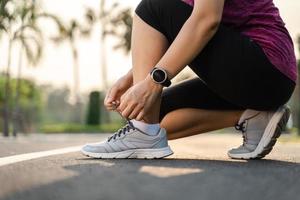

{"left": 256, "top": 106, "right": 290, "bottom": 159}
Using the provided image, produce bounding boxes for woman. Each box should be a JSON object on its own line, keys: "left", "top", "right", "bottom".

{"left": 81, "top": 0, "right": 297, "bottom": 159}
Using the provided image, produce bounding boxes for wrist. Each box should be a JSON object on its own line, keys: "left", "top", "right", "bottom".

{"left": 145, "top": 74, "right": 163, "bottom": 92}
{"left": 149, "top": 67, "right": 171, "bottom": 87}
{"left": 124, "top": 72, "right": 133, "bottom": 85}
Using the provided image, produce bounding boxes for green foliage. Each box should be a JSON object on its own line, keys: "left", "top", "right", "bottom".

{"left": 45, "top": 13, "right": 91, "bottom": 44}
{"left": 0, "top": 74, "right": 5, "bottom": 101}
{"left": 0, "top": 0, "right": 44, "bottom": 65}
{"left": 109, "top": 8, "right": 132, "bottom": 53}
{"left": 0, "top": 73, "right": 42, "bottom": 132}
{"left": 0, "top": 0, "right": 15, "bottom": 33}
{"left": 86, "top": 91, "right": 101, "bottom": 125}
{"left": 84, "top": 2, "right": 133, "bottom": 54}
{"left": 41, "top": 86, "right": 73, "bottom": 124}
{"left": 40, "top": 122, "right": 125, "bottom": 134}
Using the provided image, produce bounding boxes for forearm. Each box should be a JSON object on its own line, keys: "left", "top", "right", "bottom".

{"left": 127, "top": 15, "right": 219, "bottom": 83}
{"left": 124, "top": 68, "right": 133, "bottom": 85}
{"left": 152, "top": 17, "right": 219, "bottom": 80}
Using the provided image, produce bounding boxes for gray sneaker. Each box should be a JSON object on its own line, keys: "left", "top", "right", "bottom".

{"left": 81, "top": 121, "right": 173, "bottom": 159}
{"left": 228, "top": 105, "right": 290, "bottom": 159}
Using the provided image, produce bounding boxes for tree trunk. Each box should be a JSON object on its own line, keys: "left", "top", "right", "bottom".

{"left": 2, "top": 40, "right": 13, "bottom": 137}
{"left": 71, "top": 41, "right": 82, "bottom": 123}
{"left": 12, "top": 45, "right": 24, "bottom": 137}
{"left": 100, "top": 0, "right": 111, "bottom": 124}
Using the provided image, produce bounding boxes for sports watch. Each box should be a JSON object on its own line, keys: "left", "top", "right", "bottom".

{"left": 149, "top": 67, "right": 171, "bottom": 87}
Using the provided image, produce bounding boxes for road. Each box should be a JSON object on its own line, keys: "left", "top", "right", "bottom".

{"left": 0, "top": 132, "right": 300, "bottom": 200}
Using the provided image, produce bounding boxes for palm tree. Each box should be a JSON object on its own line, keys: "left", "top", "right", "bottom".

{"left": 85, "top": 1, "right": 133, "bottom": 89}
{"left": 1, "top": 0, "right": 45, "bottom": 136}
{"left": 12, "top": 0, "right": 43, "bottom": 136}
{"left": 1, "top": 0, "right": 17, "bottom": 136}
{"left": 49, "top": 16, "right": 91, "bottom": 123}
{"left": 85, "top": 0, "right": 133, "bottom": 123}
{"left": 105, "top": 7, "right": 132, "bottom": 54}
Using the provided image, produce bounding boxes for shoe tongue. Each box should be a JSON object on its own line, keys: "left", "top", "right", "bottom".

{"left": 238, "top": 109, "right": 260, "bottom": 124}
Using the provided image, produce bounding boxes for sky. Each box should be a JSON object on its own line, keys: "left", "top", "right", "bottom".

{"left": 1, "top": 0, "right": 300, "bottom": 93}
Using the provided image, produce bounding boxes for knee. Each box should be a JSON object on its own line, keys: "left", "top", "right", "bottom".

{"left": 134, "top": 0, "right": 165, "bottom": 34}
{"left": 134, "top": 0, "right": 154, "bottom": 15}
{"left": 134, "top": 0, "right": 172, "bottom": 20}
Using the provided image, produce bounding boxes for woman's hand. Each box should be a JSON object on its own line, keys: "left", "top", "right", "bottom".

{"left": 104, "top": 73, "right": 133, "bottom": 111}
{"left": 117, "top": 75, "right": 163, "bottom": 121}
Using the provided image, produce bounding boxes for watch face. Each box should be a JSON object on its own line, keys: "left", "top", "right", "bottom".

{"left": 153, "top": 69, "right": 166, "bottom": 83}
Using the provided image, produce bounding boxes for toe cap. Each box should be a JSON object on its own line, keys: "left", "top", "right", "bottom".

{"left": 81, "top": 142, "right": 108, "bottom": 153}
{"left": 228, "top": 146, "right": 252, "bottom": 155}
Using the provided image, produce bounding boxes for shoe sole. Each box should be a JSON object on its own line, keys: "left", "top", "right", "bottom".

{"left": 81, "top": 146, "right": 174, "bottom": 159}
{"left": 228, "top": 105, "right": 290, "bottom": 160}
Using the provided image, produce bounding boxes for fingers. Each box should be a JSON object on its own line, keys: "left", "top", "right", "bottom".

{"left": 104, "top": 88, "right": 117, "bottom": 104}
{"left": 105, "top": 100, "right": 120, "bottom": 111}
{"left": 120, "top": 102, "right": 135, "bottom": 118}
{"left": 128, "top": 105, "right": 143, "bottom": 119}
{"left": 118, "top": 92, "right": 128, "bottom": 112}
{"left": 120, "top": 104, "right": 144, "bottom": 120}
{"left": 118, "top": 95, "right": 144, "bottom": 119}
{"left": 105, "top": 102, "right": 118, "bottom": 111}
{"left": 136, "top": 110, "right": 145, "bottom": 121}
{"left": 104, "top": 88, "right": 121, "bottom": 110}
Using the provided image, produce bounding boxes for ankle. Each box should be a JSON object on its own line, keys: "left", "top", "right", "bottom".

{"left": 141, "top": 114, "right": 160, "bottom": 124}
{"left": 131, "top": 119, "right": 160, "bottom": 136}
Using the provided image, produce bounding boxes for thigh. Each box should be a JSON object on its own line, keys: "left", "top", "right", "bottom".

{"left": 135, "top": 0, "right": 193, "bottom": 44}
{"left": 188, "top": 25, "right": 296, "bottom": 110}
{"left": 159, "top": 78, "right": 243, "bottom": 122}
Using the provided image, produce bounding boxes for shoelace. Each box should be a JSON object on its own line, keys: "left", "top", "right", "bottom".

{"left": 107, "top": 121, "right": 136, "bottom": 142}
{"left": 107, "top": 101, "right": 137, "bottom": 142}
{"left": 235, "top": 121, "right": 247, "bottom": 133}
{"left": 234, "top": 111, "right": 261, "bottom": 147}
{"left": 235, "top": 120, "right": 247, "bottom": 147}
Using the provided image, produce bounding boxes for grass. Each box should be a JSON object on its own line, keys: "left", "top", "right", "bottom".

{"left": 279, "top": 131, "right": 300, "bottom": 143}
{"left": 40, "top": 122, "right": 125, "bottom": 134}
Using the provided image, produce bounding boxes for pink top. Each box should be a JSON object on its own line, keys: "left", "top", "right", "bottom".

{"left": 182, "top": 0, "right": 297, "bottom": 82}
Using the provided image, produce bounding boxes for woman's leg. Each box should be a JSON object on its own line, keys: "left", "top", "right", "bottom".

{"left": 158, "top": 78, "right": 244, "bottom": 139}
{"left": 132, "top": 10, "right": 244, "bottom": 134}
{"left": 132, "top": 0, "right": 245, "bottom": 136}
{"left": 161, "top": 108, "right": 243, "bottom": 140}
{"left": 129, "top": 0, "right": 295, "bottom": 160}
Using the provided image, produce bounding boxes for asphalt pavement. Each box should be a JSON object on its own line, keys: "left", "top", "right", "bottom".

{"left": 0, "top": 132, "right": 299, "bottom": 200}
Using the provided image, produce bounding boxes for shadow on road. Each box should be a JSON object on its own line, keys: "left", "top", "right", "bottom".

{"left": 2, "top": 157, "right": 300, "bottom": 200}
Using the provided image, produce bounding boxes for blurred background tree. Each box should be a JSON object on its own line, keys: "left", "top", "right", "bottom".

{"left": 1, "top": 0, "right": 16, "bottom": 136}
{"left": 12, "top": 0, "right": 43, "bottom": 136}
{"left": 0, "top": 73, "right": 42, "bottom": 133}
{"left": 86, "top": 91, "right": 101, "bottom": 125}
{"left": 84, "top": 0, "right": 132, "bottom": 123}
{"left": 0, "top": 0, "right": 43, "bottom": 136}
{"left": 41, "top": 86, "right": 73, "bottom": 124}
{"left": 48, "top": 16, "right": 91, "bottom": 124}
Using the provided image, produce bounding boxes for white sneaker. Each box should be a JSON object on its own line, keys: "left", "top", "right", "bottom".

{"left": 228, "top": 105, "right": 290, "bottom": 159}
{"left": 81, "top": 121, "right": 173, "bottom": 159}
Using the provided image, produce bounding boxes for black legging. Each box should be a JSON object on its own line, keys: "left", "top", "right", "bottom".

{"left": 134, "top": 0, "right": 296, "bottom": 122}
